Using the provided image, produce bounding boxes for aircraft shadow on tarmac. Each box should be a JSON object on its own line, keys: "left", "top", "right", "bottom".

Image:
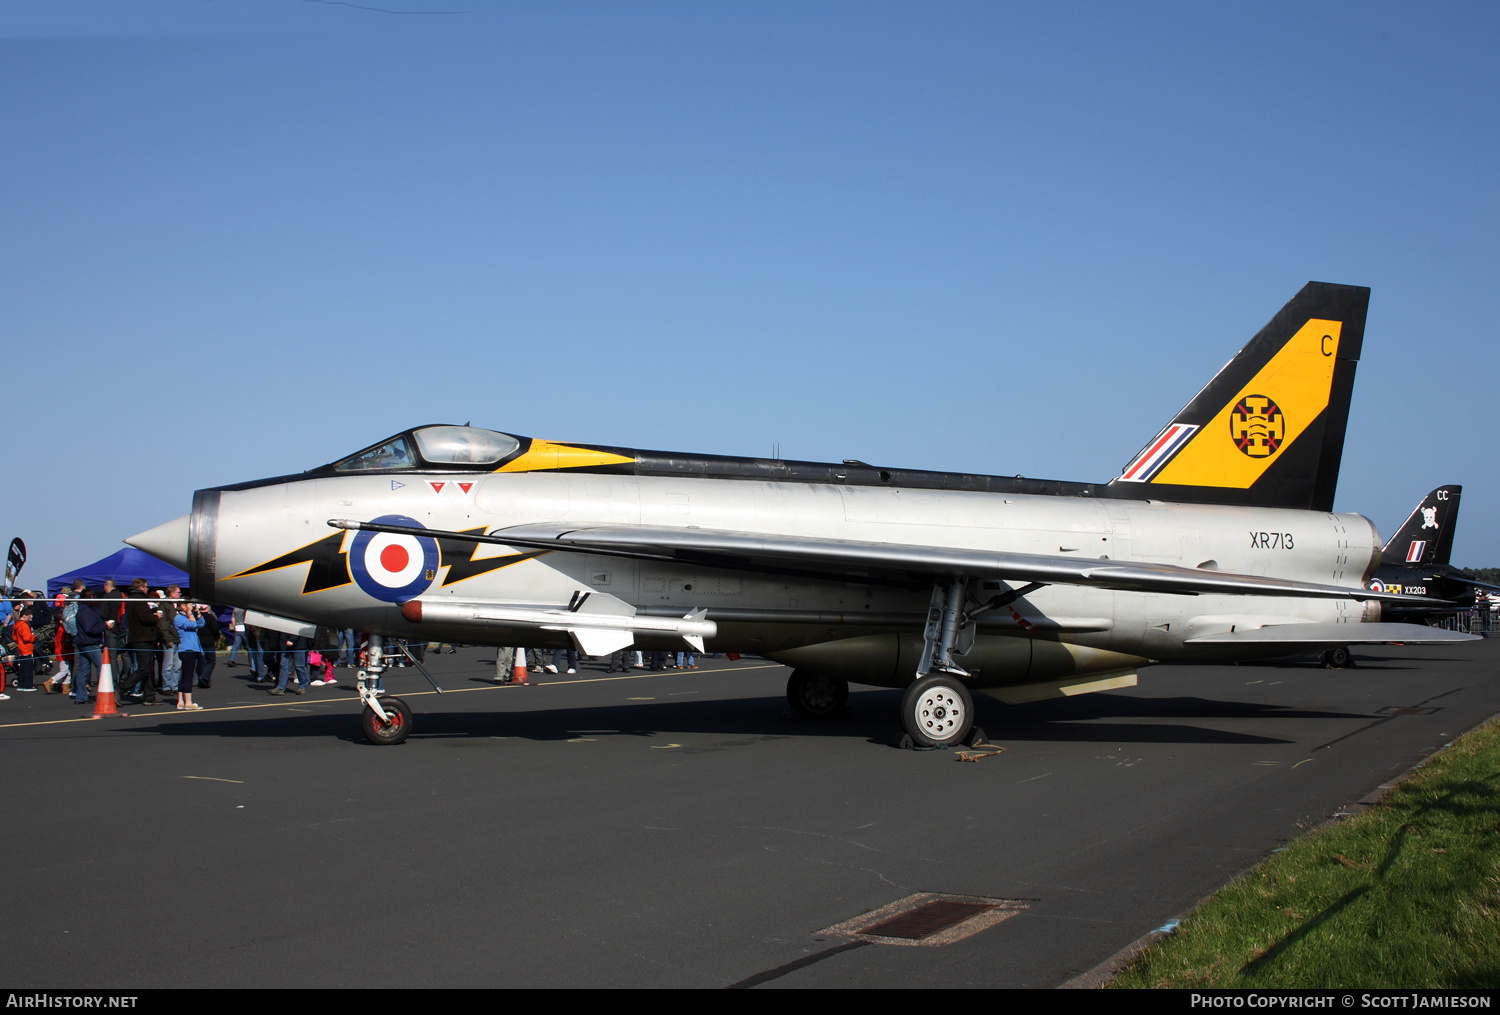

{"left": 120, "top": 687, "right": 1335, "bottom": 747}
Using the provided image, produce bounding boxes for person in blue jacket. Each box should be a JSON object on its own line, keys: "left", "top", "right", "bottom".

{"left": 173, "top": 602, "right": 206, "bottom": 711}
{"left": 71, "top": 590, "right": 109, "bottom": 704}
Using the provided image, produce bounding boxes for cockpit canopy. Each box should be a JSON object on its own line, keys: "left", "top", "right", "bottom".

{"left": 332, "top": 425, "right": 521, "bottom": 472}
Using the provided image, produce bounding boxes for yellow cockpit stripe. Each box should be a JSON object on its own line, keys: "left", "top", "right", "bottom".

{"left": 496, "top": 440, "right": 636, "bottom": 473}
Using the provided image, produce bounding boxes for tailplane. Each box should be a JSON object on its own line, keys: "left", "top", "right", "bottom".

{"left": 1112, "top": 281, "right": 1369, "bottom": 511}
{"left": 1383, "top": 486, "right": 1461, "bottom": 567}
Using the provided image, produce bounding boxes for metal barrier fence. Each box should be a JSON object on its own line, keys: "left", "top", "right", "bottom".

{"left": 1432, "top": 611, "right": 1499, "bottom": 636}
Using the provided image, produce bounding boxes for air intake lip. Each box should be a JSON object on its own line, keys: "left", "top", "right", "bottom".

{"left": 188, "top": 489, "right": 220, "bottom": 600}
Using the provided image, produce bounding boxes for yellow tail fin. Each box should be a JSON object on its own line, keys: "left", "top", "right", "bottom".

{"left": 1113, "top": 282, "right": 1368, "bottom": 511}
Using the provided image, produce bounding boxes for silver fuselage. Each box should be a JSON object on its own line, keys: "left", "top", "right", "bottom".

{"left": 197, "top": 471, "right": 1383, "bottom": 691}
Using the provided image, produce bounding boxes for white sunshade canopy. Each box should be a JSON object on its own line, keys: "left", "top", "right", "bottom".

{"left": 411, "top": 426, "right": 520, "bottom": 466}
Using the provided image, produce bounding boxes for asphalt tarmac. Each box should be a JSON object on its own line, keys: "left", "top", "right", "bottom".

{"left": 2, "top": 639, "right": 1496, "bottom": 989}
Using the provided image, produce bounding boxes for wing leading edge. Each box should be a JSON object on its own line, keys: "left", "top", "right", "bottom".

{"left": 328, "top": 518, "right": 1420, "bottom": 604}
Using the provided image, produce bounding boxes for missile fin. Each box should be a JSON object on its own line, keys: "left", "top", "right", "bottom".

{"left": 683, "top": 608, "right": 708, "bottom": 652}
{"left": 570, "top": 627, "right": 635, "bottom": 657}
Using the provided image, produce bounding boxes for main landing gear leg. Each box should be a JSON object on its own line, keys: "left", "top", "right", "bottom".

{"left": 900, "top": 579, "right": 1045, "bottom": 749}
{"left": 902, "top": 580, "right": 976, "bottom": 748}
{"left": 359, "top": 633, "right": 413, "bottom": 745}
{"left": 916, "top": 579, "right": 972, "bottom": 679}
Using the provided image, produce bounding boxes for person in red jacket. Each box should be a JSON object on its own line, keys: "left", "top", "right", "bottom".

{"left": 13, "top": 607, "right": 36, "bottom": 691}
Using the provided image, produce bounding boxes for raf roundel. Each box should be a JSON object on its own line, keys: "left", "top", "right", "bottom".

{"left": 349, "top": 514, "right": 440, "bottom": 602}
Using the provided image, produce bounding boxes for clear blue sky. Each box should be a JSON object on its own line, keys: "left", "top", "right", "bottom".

{"left": 3, "top": 1, "right": 1497, "bottom": 588}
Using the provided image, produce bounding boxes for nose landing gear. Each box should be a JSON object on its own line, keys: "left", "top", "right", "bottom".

{"left": 361, "top": 694, "right": 413, "bottom": 745}
{"left": 357, "top": 632, "right": 414, "bottom": 745}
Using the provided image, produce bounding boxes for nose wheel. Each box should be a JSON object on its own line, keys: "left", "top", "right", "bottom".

{"left": 901, "top": 675, "right": 973, "bottom": 748}
{"left": 361, "top": 695, "right": 413, "bottom": 745}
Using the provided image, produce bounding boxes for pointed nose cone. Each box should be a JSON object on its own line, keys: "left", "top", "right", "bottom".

{"left": 126, "top": 514, "right": 192, "bottom": 570}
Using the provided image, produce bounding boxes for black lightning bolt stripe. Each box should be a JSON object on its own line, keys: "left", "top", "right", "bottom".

{"left": 226, "top": 531, "right": 353, "bottom": 595}
{"left": 437, "top": 527, "right": 546, "bottom": 587}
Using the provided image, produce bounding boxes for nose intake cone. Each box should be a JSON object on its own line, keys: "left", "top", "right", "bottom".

{"left": 126, "top": 514, "right": 191, "bottom": 570}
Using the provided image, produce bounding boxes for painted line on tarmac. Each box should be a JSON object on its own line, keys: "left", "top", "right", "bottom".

{"left": 0, "top": 697, "right": 351, "bottom": 729}
{"left": 0, "top": 662, "right": 787, "bottom": 730}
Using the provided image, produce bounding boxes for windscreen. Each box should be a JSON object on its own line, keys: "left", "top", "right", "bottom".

{"left": 412, "top": 426, "right": 519, "bottom": 466}
{"left": 333, "top": 436, "right": 415, "bottom": 472}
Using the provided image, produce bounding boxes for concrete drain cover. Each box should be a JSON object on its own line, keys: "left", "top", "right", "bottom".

{"left": 818, "top": 893, "right": 1032, "bottom": 947}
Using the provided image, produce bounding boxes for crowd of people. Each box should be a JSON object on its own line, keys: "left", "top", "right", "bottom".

{"left": 1, "top": 581, "right": 710, "bottom": 704}
{"left": 0, "top": 578, "right": 353, "bottom": 705}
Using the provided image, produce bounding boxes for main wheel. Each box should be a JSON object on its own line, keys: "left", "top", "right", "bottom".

{"left": 787, "top": 670, "right": 849, "bottom": 719}
{"left": 1323, "top": 646, "right": 1353, "bottom": 669}
{"left": 901, "top": 675, "right": 974, "bottom": 748}
{"left": 361, "top": 695, "right": 414, "bottom": 745}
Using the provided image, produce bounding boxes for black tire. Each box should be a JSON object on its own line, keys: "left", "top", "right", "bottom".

{"left": 1323, "top": 646, "right": 1353, "bottom": 669}
{"left": 901, "top": 674, "right": 974, "bottom": 748}
{"left": 361, "top": 695, "right": 414, "bottom": 745}
{"left": 786, "top": 670, "right": 849, "bottom": 719}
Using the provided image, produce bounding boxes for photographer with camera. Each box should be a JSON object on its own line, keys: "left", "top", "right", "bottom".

{"left": 174, "top": 600, "right": 207, "bottom": 711}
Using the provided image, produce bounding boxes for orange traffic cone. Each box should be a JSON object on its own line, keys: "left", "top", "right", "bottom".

{"left": 512, "top": 648, "right": 529, "bottom": 686}
{"left": 92, "top": 647, "right": 126, "bottom": 718}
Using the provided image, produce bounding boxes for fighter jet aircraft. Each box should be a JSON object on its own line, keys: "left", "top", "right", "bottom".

{"left": 128, "top": 281, "right": 1472, "bottom": 747}
{"left": 1366, "top": 485, "right": 1500, "bottom": 617}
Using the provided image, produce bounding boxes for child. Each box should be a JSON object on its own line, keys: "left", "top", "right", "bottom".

{"left": 12, "top": 608, "right": 35, "bottom": 691}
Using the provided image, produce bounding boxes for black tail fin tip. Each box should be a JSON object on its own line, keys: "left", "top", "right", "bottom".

{"left": 1113, "top": 281, "right": 1369, "bottom": 512}
{"left": 1384, "top": 486, "right": 1461, "bottom": 567}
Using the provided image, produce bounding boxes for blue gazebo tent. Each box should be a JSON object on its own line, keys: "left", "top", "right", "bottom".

{"left": 47, "top": 548, "right": 190, "bottom": 596}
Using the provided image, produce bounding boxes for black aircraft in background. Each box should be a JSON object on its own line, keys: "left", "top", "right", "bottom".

{"left": 1368, "top": 486, "right": 1500, "bottom": 611}
{"left": 1318, "top": 485, "right": 1500, "bottom": 667}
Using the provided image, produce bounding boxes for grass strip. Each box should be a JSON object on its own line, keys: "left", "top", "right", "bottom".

{"left": 1112, "top": 716, "right": 1500, "bottom": 989}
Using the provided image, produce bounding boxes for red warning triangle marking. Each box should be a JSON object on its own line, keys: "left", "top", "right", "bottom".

{"left": 457, "top": 482, "right": 473, "bottom": 494}
{"left": 429, "top": 481, "right": 446, "bottom": 494}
